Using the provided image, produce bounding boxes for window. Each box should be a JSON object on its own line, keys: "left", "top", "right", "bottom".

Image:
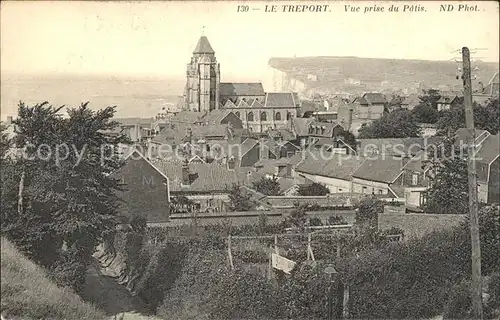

{"left": 339, "top": 188, "right": 343, "bottom": 192}
{"left": 247, "top": 112, "right": 254, "bottom": 122}
{"left": 378, "top": 190, "right": 383, "bottom": 195}
{"left": 412, "top": 173, "right": 418, "bottom": 186}
{"left": 362, "top": 186, "right": 367, "bottom": 194}
{"left": 261, "top": 112, "right": 267, "bottom": 121}
{"left": 287, "top": 112, "right": 292, "bottom": 120}
{"left": 321, "top": 127, "right": 325, "bottom": 135}
{"left": 275, "top": 112, "right": 282, "bottom": 121}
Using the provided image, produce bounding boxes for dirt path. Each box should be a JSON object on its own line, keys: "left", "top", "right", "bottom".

{"left": 82, "top": 259, "right": 148, "bottom": 317}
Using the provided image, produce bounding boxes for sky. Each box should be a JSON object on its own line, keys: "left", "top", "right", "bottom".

{"left": 1, "top": 1, "right": 499, "bottom": 81}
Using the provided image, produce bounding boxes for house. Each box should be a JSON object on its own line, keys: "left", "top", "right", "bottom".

{"left": 473, "top": 72, "right": 499, "bottom": 105}
{"left": 351, "top": 156, "right": 407, "bottom": 199}
{"left": 153, "top": 159, "right": 241, "bottom": 213}
{"left": 352, "top": 93, "right": 387, "bottom": 120}
{"left": 295, "top": 151, "right": 367, "bottom": 193}
{"left": 199, "top": 109, "right": 243, "bottom": 129}
{"left": 455, "top": 128, "right": 500, "bottom": 204}
{"left": 401, "top": 94, "right": 420, "bottom": 111}
{"left": 306, "top": 121, "right": 346, "bottom": 146}
{"left": 112, "top": 149, "right": 171, "bottom": 222}
{"left": 400, "top": 150, "right": 432, "bottom": 209}
{"left": 261, "top": 139, "right": 301, "bottom": 159}
{"left": 436, "top": 95, "right": 462, "bottom": 111}
{"left": 113, "top": 117, "right": 155, "bottom": 142}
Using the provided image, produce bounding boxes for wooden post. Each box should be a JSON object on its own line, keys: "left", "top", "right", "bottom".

{"left": 274, "top": 234, "right": 278, "bottom": 254}
{"left": 307, "top": 233, "right": 315, "bottom": 261}
{"left": 462, "top": 46, "right": 483, "bottom": 319}
{"left": 227, "top": 235, "right": 234, "bottom": 270}
{"left": 343, "top": 282, "right": 350, "bottom": 319}
{"left": 268, "top": 246, "right": 273, "bottom": 280}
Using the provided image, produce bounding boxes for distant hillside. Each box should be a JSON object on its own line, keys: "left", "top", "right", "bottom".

{"left": 1, "top": 237, "right": 105, "bottom": 320}
{"left": 268, "top": 56, "right": 499, "bottom": 95}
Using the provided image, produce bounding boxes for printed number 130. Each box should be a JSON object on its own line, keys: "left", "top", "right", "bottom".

{"left": 237, "top": 5, "right": 249, "bottom": 12}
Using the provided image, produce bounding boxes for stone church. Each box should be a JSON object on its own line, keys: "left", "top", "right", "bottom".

{"left": 182, "top": 35, "right": 301, "bottom": 133}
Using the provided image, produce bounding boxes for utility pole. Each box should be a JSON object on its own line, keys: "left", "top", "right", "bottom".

{"left": 462, "top": 46, "right": 483, "bottom": 319}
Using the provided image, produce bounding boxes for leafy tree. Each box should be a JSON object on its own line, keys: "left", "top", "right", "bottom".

{"left": 297, "top": 182, "right": 330, "bottom": 196}
{"left": 252, "top": 176, "right": 281, "bottom": 196}
{"left": 286, "top": 204, "right": 309, "bottom": 231}
{"left": 338, "top": 128, "right": 358, "bottom": 154}
{"left": 355, "top": 197, "right": 384, "bottom": 227}
{"left": 412, "top": 103, "right": 439, "bottom": 124}
{"left": 423, "top": 137, "right": 469, "bottom": 215}
{"left": 437, "top": 98, "right": 499, "bottom": 136}
{"left": 228, "top": 184, "right": 254, "bottom": 211}
{"left": 309, "top": 216, "right": 323, "bottom": 226}
{"left": 418, "top": 89, "right": 442, "bottom": 109}
{"left": 1, "top": 101, "right": 127, "bottom": 292}
{"left": 358, "top": 109, "right": 421, "bottom": 139}
{"left": 328, "top": 215, "right": 347, "bottom": 225}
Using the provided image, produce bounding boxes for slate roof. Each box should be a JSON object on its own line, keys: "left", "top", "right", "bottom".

{"left": 437, "top": 95, "right": 458, "bottom": 104}
{"left": 455, "top": 129, "right": 500, "bottom": 164}
{"left": 220, "top": 83, "right": 265, "bottom": 96}
{"left": 193, "top": 36, "right": 215, "bottom": 54}
{"left": 357, "top": 137, "right": 444, "bottom": 157}
{"left": 169, "top": 111, "right": 204, "bottom": 124}
{"left": 277, "top": 178, "right": 298, "bottom": 194}
{"left": 268, "top": 128, "right": 296, "bottom": 141}
{"left": 265, "top": 92, "right": 297, "bottom": 107}
{"left": 240, "top": 138, "right": 260, "bottom": 157}
{"left": 190, "top": 124, "right": 229, "bottom": 139}
{"left": 308, "top": 121, "right": 344, "bottom": 137}
{"left": 352, "top": 157, "right": 404, "bottom": 184}
{"left": 292, "top": 117, "right": 315, "bottom": 136}
{"left": 296, "top": 152, "right": 367, "bottom": 181}
{"left": 200, "top": 109, "right": 234, "bottom": 125}
{"left": 401, "top": 94, "right": 420, "bottom": 106}
{"left": 153, "top": 160, "right": 239, "bottom": 193}
{"left": 357, "top": 93, "right": 387, "bottom": 105}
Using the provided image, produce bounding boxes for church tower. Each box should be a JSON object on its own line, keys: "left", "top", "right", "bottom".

{"left": 184, "top": 35, "right": 220, "bottom": 113}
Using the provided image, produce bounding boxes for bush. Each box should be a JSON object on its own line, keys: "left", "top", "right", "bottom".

{"left": 443, "top": 279, "right": 473, "bottom": 320}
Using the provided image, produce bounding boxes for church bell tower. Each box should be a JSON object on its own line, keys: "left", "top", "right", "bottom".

{"left": 184, "top": 35, "right": 220, "bottom": 113}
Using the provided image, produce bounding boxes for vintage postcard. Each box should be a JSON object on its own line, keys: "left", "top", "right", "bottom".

{"left": 1, "top": 1, "right": 499, "bottom": 319}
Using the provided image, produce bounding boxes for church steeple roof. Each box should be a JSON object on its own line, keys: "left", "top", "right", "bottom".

{"left": 193, "top": 36, "right": 215, "bottom": 54}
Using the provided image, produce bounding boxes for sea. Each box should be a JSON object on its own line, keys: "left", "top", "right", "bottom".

{"left": 0, "top": 74, "right": 186, "bottom": 121}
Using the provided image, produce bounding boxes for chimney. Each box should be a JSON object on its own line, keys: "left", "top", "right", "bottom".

{"left": 181, "top": 161, "right": 190, "bottom": 186}
{"left": 227, "top": 156, "right": 236, "bottom": 170}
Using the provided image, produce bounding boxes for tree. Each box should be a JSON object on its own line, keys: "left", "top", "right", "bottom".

{"left": 423, "top": 138, "right": 469, "bottom": 215}
{"left": 228, "top": 184, "right": 254, "bottom": 212}
{"left": 1, "top": 101, "right": 127, "bottom": 292}
{"left": 339, "top": 128, "right": 358, "bottom": 154}
{"left": 418, "top": 89, "right": 442, "bottom": 109}
{"left": 286, "top": 204, "right": 309, "bottom": 231}
{"left": 252, "top": 176, "right": 281, "bottom": 196}
{"left": 437, "top": 98, "right": 499, "bottom": 136}
{"left": 297, "top": 182, "right": 330, "bottom": 196}
{"left": 358, "top": 109, "right": 421, "bottom": 139}
{"left": 412, "top": 103, "right": 439, "bottom": 124}
{"left": 355, "top": 197, "right": 384, "bottom": 227}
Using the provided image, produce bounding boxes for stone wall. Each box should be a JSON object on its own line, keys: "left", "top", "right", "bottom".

{"left": 378, "top": 213, "right": 467, "bottom": 239}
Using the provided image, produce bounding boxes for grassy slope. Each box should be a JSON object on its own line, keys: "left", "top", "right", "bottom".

{"left": 1, "top": 237, "right": 106, "bottom": 320}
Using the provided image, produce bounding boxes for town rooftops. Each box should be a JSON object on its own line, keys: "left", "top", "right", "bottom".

{"left": 169, "top": 111, "right": 204, "bottom": 124}
{"left": 200, "top": 109, "right": 235, "bottom": 125}
{"left": 113, "top": 117, "right": 154, "bottom": 127}
{"left": 265, "top": 92, "right": 298, "bottom": 108}
{"left": 454, "top": 128, "right": 499, "bottom": 164}
{"left": 296, "top": 151, "right": 367, "bottom": 181}
{"left": 193, "top": 36, "right": 215, "bottom": 54}
{"left": 356, "top": 93, "right": 388, "bottom": 105}
{"left": 291, "top": 117, "right": 315, "bottom": 136}
{"left": 357, "top": 137, "right": 444, "bottom": 157}
{"left": 153, "top": 160, "right": 239, "bottom": 193}
{"left": 220, "top": 82, "right": 265, "bottom": 96}
{"left": 352, "top": 157, "right": 404, "bottom": 184}
{"left": 437, "top": 95, "right": 459, "bottom": 104}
